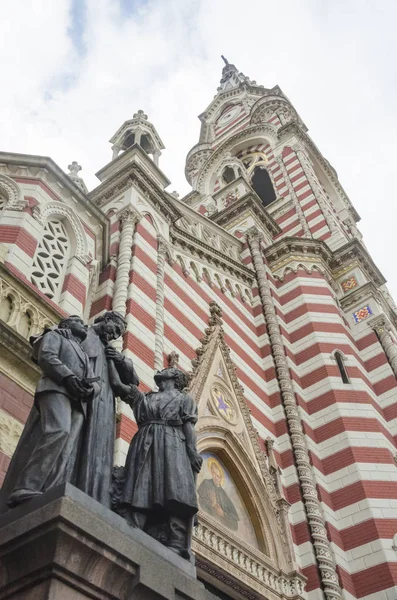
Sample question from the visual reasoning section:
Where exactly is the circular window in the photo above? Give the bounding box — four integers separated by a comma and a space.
216, 105, 241, 127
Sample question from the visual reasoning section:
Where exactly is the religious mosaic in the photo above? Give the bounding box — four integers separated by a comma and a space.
341, 276, 358, 293
353, 305, 373, 323
211, 384, 237, 423
197, 452, 258, 549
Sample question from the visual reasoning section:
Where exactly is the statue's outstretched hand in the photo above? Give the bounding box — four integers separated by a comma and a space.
105, 346, 125, 364
187, 448, 203, 473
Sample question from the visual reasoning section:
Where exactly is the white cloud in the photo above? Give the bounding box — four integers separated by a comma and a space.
1, 0, 397, 298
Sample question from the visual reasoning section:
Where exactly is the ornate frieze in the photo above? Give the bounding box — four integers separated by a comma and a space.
210, 192, 280, 239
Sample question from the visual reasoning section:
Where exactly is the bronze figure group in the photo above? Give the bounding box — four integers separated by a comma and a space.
0, 313, 202, 558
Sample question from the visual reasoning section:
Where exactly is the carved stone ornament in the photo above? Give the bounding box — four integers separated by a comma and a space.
34, 201, 89, 261
187, 301, 305, 600
0, 174, 27, 211
167, 351, 180, 368
0, 409, 24, 457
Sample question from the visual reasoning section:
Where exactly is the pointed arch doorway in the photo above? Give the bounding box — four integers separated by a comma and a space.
186, 302, 306, 600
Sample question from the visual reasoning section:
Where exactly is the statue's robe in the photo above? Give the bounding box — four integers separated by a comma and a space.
0, 327, 139, 512
0, 331, 98, 511
77, 328, 139, 508
121, 387, 198, 518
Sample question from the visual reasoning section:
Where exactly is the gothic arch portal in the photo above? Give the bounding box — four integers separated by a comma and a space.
187, 302, 305, 600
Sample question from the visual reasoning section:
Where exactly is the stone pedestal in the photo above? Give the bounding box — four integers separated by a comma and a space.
0, 484, 214, 600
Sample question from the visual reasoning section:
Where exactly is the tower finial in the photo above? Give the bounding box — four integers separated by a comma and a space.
221, 55, 229, 65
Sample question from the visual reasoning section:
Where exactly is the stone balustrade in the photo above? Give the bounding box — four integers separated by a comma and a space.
193, 521, 305, 599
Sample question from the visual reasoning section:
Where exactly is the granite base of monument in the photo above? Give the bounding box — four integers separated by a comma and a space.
0, 484, 214, 600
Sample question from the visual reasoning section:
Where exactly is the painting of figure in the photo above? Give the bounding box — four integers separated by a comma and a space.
197, 452, 258, 548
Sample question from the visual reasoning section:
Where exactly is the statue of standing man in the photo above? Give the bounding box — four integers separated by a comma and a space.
77, 311, 139, 507
0, 311, 139, 512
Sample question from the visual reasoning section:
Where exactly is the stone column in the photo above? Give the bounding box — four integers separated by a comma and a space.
153, 149, 161, 166
154, 235, 168, 372
112, 145, 120, 160
370, 315, 397, 378
247, 227, 342, 600
112, 206, 142, 317
275, 156, 311, 238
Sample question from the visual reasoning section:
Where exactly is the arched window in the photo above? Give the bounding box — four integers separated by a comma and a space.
251, 166, 276, 207
222, 166, 235, 185
0, 193, 7, 213
31, 219, 71, 300
334, 351, 349, 384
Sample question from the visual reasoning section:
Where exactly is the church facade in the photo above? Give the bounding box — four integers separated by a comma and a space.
1, 60, 397, 600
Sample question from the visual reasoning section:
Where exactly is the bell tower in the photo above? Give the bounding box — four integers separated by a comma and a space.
182, 58, 397, 600
184, 57, 361, 252
110, 109, 165, 166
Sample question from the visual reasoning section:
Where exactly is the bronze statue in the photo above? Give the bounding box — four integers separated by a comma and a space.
0, 316, 99, 509
110, 365, 202, 558
0, 311, 139, 512
78, 311, 139, 507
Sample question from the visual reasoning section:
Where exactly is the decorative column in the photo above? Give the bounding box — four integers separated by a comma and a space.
154, 235, 169, 372
275, 156, 311, 238
369, 315, 397, 378
112, 145, 120, 160
247, 228, 342, 600
112, 206, 142, 316
152, 149, 161, 167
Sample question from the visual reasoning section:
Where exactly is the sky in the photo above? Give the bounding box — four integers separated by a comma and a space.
2, 0, 397, 296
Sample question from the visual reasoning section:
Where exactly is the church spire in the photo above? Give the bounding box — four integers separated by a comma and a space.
217, 56, 254, 92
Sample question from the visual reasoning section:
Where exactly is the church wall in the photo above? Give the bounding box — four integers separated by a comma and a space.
110, 217, 287, 475
0, 371, 33, 486
0, 175, 101, 316
269, 267, 397, 598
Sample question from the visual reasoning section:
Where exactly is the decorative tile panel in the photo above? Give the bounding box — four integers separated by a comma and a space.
341, 276, 358, 293
353, 305, 373, 323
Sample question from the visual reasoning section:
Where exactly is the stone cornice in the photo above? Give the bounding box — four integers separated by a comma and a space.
265, 237, 386, 288
338, 281, 382, 311
170, 224, 254, 283
0, 152, 109, 265
210, 192, 281, 237
332, 239, 385, 286
89, 161, 182, 224
264, 237, 333, 274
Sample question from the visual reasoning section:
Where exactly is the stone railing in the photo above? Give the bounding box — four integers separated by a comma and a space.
193, 521, 305, 600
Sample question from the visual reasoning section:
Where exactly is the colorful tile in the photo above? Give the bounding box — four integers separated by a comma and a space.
353, 305, 373, 323
341, 276, 358, 292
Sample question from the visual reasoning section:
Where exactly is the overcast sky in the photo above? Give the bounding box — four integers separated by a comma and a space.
2, 0, 397, 297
